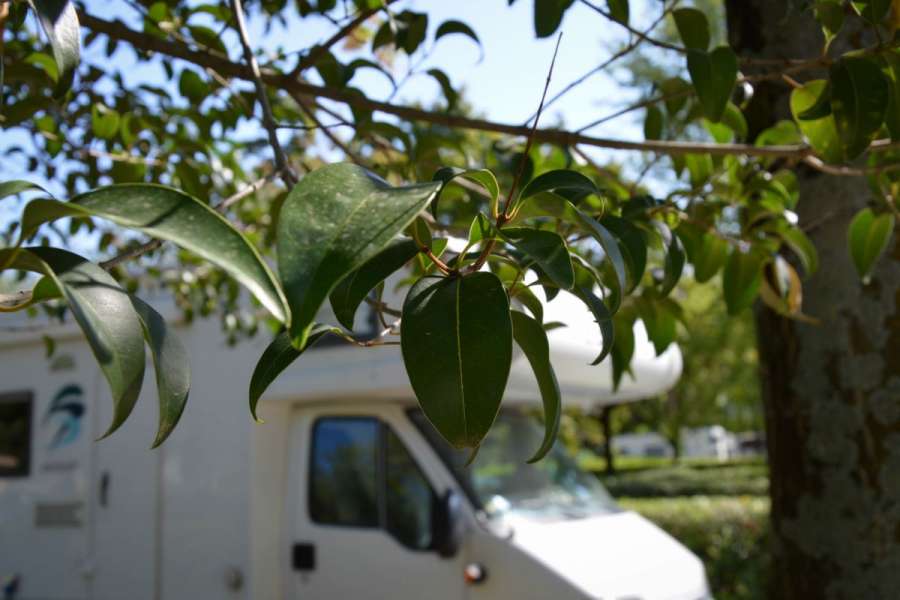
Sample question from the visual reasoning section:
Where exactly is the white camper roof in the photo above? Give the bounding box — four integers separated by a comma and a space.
264, 288, 682, 411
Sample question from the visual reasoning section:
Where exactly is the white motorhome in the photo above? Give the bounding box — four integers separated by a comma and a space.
0, 288, 711, 600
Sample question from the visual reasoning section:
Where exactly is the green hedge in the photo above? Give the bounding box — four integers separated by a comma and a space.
620, 496, 770, 600
596, 461, 769, 497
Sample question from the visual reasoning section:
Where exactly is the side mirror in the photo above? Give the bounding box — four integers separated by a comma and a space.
432, 490, 464, 558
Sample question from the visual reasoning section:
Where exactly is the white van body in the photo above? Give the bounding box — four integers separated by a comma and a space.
0, 287, 710, 600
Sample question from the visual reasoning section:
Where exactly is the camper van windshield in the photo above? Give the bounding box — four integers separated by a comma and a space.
409, 409, 618, 519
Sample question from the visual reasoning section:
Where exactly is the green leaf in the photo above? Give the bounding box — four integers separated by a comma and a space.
815, 0, 844, 50
653, 222, 685, 297
796, 81, 832, 120
644, 105, 664, 140
434, 19, 482, 58
672, 8, 709, 51
777, 226, 819, 276
178, 69, 208, 104
636, 296, 677, 356
248, 325, 337, 421
329, 239, 420, 330
0, 247, 145, 437
0, 180, 50, 202
518, 169, 599, 204
691, 232, 729, 283
830, 57, 890, 160
432, 167, 500, 219
611, 310, 636, 389
91, 104, 120, 140
278, 164, 440, 347
606, 0, 629, 25
20, 185, 288, 324
468, 213, 497, 246
130, 296, 190, 448
851, 0, 892, 23
501, 228, 574, 290
600, 215, 647, 293
848, 208, 895, 279
426, 68, 458, 110
570, 260, 615, 365
881, 51, 900, 141
790, 80, 843, 163
723, 246, 765, 314
510, 310, 561, 463
28, 0, 80, 94
401, 273, 512, 448
687, 47, 738, 122
510, 284, 544, 323
534, 0, 574, 38
513, 193, 627, 303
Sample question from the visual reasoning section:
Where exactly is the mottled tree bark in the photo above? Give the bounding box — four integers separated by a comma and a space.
725, 2, 900, 598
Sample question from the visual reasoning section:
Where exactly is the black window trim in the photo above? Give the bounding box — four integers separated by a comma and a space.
0, 389, 34, 478
307, 414, 439, 552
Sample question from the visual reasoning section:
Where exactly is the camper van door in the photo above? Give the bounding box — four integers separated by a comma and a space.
284, 404, 465, 599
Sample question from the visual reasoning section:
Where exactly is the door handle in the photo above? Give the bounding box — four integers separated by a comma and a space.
292, 543, 315, 571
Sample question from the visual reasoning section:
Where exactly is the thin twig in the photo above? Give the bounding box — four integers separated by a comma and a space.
229, 0, 297, 187
296, 100, 364, 165
534, 0, 678, 121
75, 11, 900, 167
579, 0, 682, 52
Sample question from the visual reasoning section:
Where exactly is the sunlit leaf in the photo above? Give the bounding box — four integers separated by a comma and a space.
848, 208, 895, 279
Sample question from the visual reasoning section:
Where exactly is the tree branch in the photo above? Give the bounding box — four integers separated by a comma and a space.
75, 11, 896, 165
228, 0, 297, 187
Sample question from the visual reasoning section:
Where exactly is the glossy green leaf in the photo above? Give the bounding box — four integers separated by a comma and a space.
815, 0, 844, 50
249, 325, 338, 421
570, 260, 615, 365
790, 80, 843, 163
130, 296, 190, 448
534, 0, 574, 38
611, 310, 636, 389
830, 57, 889, 160
723, 247, 765, 314
468, 213, 496, 246
687, 47, 738, 122
401, 273, 512, 449
29, 0, 80, 93
434, 20, 482, 58
600, 215, 647, 293
654, 222, 686, 297
636, 296, 678, 356
510, 284, 544, 323
279, 163, 440, 347
691, 232, 729, 283
606, 0, 629, 25
514, 193, 627, 302
329, 239, 420, 330
644, 105, 664, 140
518, 169, 599, 204
0, 247, 145, 437
851, 0, 892, 23
848, 208, 895, 279
501, 227, 574, 290
672, 8, 709, 51
510, 310, 561, 462
797, 81, 832, 120
0, 180, 50, 202
777, 226, 819, 276
427, 68, 458, 110
19, 185, 288, 324
881, 51, 900, 141
432, 167, 501, 218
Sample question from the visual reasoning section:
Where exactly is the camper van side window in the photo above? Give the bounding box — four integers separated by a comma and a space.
0, 391, 33, 478
384, 428, 434, 551
309, 418, 379, 527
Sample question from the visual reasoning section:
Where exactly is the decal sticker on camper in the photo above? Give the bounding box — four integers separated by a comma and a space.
43, 384, 85, 449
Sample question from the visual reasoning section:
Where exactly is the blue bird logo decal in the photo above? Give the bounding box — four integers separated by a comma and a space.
44, 384, 85, 449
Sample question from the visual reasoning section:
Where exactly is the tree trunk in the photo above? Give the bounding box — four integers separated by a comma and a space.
600, 405, 616, 475
726, 2, 900, 597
